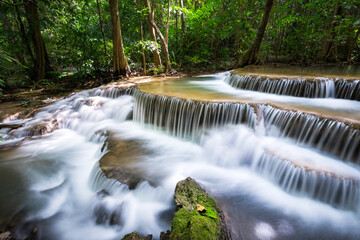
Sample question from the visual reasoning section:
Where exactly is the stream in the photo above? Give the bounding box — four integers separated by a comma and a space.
1, 71, 360, 240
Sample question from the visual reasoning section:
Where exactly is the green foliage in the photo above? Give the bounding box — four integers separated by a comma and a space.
0, 0, 359, 93
138, 40, 161, 55
20, 100, 30, 107
0, 79, 4, 96
149, 65, 165, 75
204, 208, 217, 219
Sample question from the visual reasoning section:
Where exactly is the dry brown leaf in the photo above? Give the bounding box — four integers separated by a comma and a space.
197, 204, 206, 212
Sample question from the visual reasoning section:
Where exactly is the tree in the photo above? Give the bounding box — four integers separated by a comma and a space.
179, 0, 186, 32
24, 0, 52, 80
144, 0, 171, 73
318, 2, 340, 62
109, 0, 130, 76
146, 0, 162, 68
237, 0, 274, 67
96, 0, 108, 57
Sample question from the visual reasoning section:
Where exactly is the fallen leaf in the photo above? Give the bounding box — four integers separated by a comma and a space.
197, 204, 206, 212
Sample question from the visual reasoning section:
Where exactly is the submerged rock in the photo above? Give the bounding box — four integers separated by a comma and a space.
6, 119, 58, 139
169, 177, 231, 240
100, 133, 156, 189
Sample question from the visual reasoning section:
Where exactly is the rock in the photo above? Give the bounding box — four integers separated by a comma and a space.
0, 231, 14, 240
0, 123, 23, 130
100, 133, 156, 189
121, 232, 152, 240
159, 230, 171, 240
121, 177, 231, 240
24, 227, 37, 240
170, 177, 231, 240
7, 119, 58, 138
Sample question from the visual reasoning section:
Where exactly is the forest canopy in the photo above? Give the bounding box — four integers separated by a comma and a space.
0, 0, 359, 94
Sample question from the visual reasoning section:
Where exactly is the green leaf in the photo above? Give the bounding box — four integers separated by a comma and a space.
205, 209, 217, 219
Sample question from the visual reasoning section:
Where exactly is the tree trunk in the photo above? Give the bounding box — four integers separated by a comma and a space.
175, 0, 178, 43
149, 21, 171, 73
24, 0, 52, 80
145, 0, 171, 74
166, 0, 170, 45
179, 0, 186, 32
140, 16, 146, 75
96, 0, 108, 57
318, 3, 340, 62
144, 0, 162, 68
144, 0, 171, 73
14, 2, 35, 65
347, 28, 360, 62
109, 0, 130, 76
237, 0, 274, 68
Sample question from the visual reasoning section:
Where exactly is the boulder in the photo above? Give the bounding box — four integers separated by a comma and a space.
169, 177, 231, 240
121, 232, 152, 240
121, 177, 231, 240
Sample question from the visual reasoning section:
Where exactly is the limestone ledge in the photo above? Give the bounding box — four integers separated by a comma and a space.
232, 66, 360, 81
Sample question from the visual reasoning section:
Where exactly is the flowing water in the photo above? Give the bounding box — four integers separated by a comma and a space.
0, 70, 360, 240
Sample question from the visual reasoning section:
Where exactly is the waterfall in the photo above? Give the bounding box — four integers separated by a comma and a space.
261, 105, 360, 164
202, 125, 360, 211
255, 154, 360, 211
133, 89, 257, 140
89, 86, 135, 99
225, 74, 360, 100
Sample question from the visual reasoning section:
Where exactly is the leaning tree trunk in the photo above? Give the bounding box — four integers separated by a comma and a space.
109, 0, 130, 76
237, 0, 274, 68
144, 0, 171, 73
145, 0, 162, 68
24, 0, 52, 80
149, 20, 171, 73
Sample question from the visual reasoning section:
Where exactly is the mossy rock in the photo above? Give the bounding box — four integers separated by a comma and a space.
121, 232, 152, 240
170, 177, 231, 240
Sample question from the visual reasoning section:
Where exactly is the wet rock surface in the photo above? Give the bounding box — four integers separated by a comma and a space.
99, 133, 155, 189
0, 231, 14, 240
8, 119, 58, 138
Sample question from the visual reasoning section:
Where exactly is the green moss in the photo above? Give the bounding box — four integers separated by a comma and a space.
121, 232, 152, 240
170, 177, 224, 240
121, 232, 142, 240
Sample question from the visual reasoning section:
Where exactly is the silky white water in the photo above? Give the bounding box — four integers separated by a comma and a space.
0, 72, 360, 240
224, 74, 360, 100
